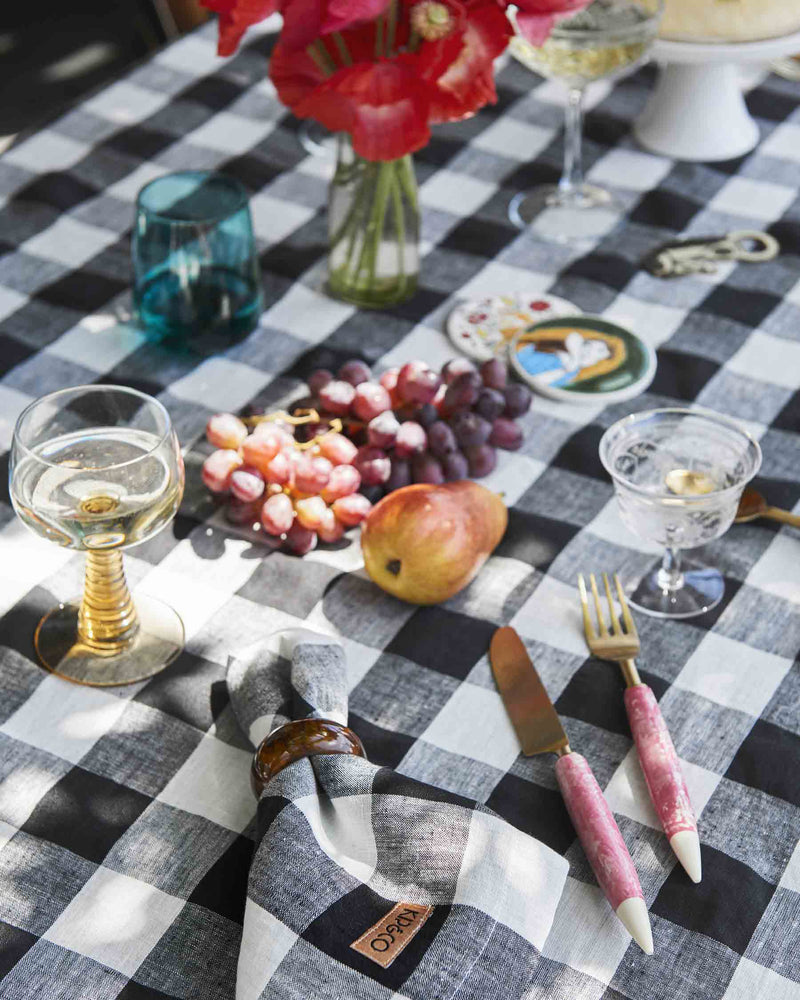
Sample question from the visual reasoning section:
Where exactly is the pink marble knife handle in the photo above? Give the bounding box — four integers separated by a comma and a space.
624, 685, 701, 883
554, 752, 644, 911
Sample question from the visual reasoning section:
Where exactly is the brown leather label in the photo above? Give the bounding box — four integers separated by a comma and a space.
350, 902, 433, 968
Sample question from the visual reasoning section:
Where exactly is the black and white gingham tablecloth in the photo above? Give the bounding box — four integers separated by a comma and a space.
0, 17, 799, 1000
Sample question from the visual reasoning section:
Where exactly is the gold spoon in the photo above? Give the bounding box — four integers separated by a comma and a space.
664, 469, 717, 496
735, 487, 800, 528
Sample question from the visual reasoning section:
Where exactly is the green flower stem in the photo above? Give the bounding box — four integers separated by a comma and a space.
390, 168, 406, 298
386, 0, 399, 55
332, 33, 352, 66
364, 161, 394, 289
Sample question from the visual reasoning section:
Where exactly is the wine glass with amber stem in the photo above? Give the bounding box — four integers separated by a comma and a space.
10, 385, 185, 686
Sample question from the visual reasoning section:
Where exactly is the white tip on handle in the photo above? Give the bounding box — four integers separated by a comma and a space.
670, 830, 702, 884
616, 897, 654, 955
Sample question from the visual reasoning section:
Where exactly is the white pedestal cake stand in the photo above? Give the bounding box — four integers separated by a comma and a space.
635, 29, 800, 161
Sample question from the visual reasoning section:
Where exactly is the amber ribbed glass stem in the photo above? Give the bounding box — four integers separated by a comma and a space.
77, 551, 139, 653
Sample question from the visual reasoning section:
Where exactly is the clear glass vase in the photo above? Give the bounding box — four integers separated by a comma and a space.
327, 135, 419, 309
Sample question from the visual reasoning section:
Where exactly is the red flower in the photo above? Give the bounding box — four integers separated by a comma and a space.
512, 0, 591, 45
298, 58, 434, 160
202, 0, 282, 56
423, 0, 512, 123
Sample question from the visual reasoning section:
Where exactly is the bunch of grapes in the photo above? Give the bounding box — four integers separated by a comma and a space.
297, 355, 532, 502
200, 355, 532, 554
201, 412, 371, 556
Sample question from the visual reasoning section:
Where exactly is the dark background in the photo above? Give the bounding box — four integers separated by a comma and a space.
0, 0, 207, 148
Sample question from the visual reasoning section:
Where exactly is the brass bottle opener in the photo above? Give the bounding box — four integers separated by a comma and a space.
643, 230, 779, 278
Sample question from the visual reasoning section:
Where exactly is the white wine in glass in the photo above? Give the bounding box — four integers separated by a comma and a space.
509, 0, 663, 243
10, 385, 185, 686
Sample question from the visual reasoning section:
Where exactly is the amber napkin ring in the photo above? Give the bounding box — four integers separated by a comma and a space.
251, 719, 366, 797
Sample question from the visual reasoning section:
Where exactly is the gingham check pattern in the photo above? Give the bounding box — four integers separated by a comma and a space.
0, 16, 799, 1000
227, 629, 568, 1000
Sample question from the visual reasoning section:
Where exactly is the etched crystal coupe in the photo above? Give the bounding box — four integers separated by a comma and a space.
599, 408, 761, 618
10, 385, 185, 685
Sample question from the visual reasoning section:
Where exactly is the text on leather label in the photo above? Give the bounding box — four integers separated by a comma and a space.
350, 902, 433, 968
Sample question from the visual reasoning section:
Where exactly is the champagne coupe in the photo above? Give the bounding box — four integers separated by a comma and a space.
599, 408, 761, 618
10, 385, 185, 686
509, 0, 663, 243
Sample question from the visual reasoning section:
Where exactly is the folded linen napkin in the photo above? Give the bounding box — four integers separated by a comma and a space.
228, 629, 569, 1000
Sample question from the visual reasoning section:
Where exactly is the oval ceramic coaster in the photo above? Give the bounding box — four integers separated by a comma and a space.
509, 315, 657, 404
447, 292, 580, 362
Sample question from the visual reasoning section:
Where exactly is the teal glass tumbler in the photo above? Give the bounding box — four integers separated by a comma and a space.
132, 171, 262, 348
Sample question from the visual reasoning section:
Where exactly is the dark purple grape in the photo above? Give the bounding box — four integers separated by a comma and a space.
443, 371, 482, 412
464, 443, 497, 478
474, 387, 506, 422
450, 411, 492, 448
360, 484, 386, 504
480, 358, 507, 391
442, 451, 469, 482
442, 357, 477, 385
367, 410, 400, 449
386, 457, 412, 492
338, 359, 372, 386
411, 452, 445, 485
290, 395, 319, 416
415, 403, 439, 428
503, 383, 532, 418
308, 369, 333, 395
427, 421, 458, 457
490, 417, 523, 451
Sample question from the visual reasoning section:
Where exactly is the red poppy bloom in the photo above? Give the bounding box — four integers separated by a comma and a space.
513, 0, 591, 45
202, 0, 282, 56
424, 1, 512, 123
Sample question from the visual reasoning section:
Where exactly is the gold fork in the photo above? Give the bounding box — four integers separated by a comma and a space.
577, 573, 702, 884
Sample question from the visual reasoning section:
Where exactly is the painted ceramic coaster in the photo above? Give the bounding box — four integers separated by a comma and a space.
509, 315, 657, 404
447, 292, 580, 362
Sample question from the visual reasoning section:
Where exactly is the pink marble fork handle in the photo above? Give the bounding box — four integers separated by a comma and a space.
624, 684, 702, 884
555, 752, 652, 954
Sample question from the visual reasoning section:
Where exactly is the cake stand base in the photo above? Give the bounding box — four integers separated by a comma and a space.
635, 31, 800, 161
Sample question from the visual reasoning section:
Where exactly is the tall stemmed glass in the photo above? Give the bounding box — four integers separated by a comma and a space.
599, 408, 761, 618
10, 386, 185, 685
509, 0, 663, 243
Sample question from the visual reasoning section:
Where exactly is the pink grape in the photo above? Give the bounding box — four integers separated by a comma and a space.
475, 387, 506, 422
450, 411, 492, 448
367, 411, 400, 449
333, 493, 372, 526
480, 358, 508, 391
317, 432, 358, 466
284, 520, 318, 555
397, 361, 441, 405
394, 421, 427, 458
241, 431, 282, 474
489, 417, 524, 451
351, 382, 391, 421
308, 369, 333, 395
379, 368, 399, 392
230, 465, 266, 503
263, 451, 292, 486
386, 457, 412, 491
338, 359, 372, 386
432, 383, 447, 413
411, 453, 445, 485
319, 380, 356, 415
206, 413, 248, 450
443, 371, 482, 412
202, 449, 242, 493
321, 464, 361, 503
226, 499, 261, 526
427, 421, 457, 457
295, 454, 333, 494
464, 443, 497, 477
295, 496, 328, 531
442, 357, 477, 384
503, 383, 533, 418
354, 446, 391, 486
317, 506, 345, 543
442, 451, 469, 482
252, 422, 294, 447
261, 492, 294, 536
